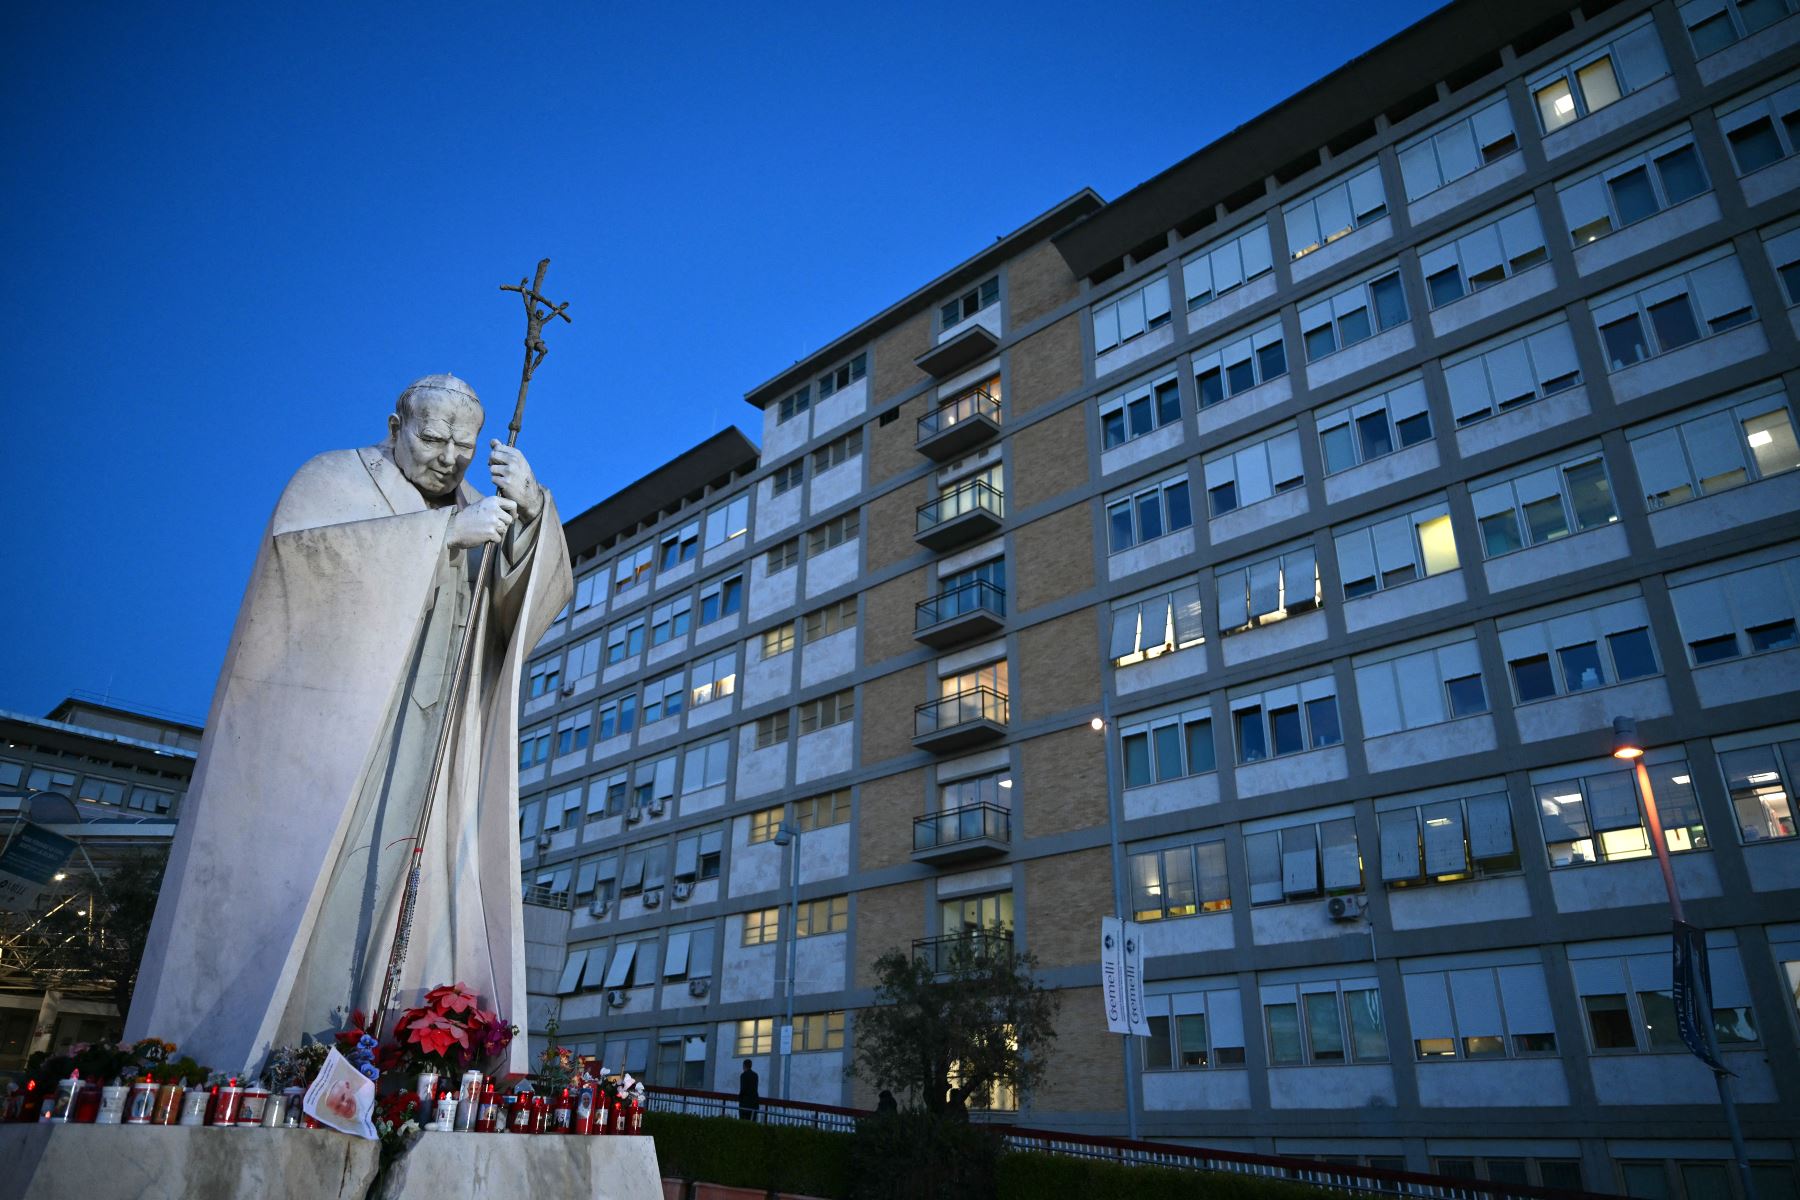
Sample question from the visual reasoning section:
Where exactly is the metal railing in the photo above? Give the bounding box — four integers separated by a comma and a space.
641, 1084, 1619, 1200
521, 884, 571, 910
913, 801, 1010, 852
916, 478, 1004, 532
916, 387, 1001, 443
914, 579, 1005, 630
910, 929, 1013, 974
913, 686, 1009, 738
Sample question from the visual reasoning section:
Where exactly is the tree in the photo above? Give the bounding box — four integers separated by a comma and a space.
95, 849, 169, 1019
850, 935, 1059, 1114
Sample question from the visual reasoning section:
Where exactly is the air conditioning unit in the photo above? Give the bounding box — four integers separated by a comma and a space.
606, 989, 628, 1008
687, 978, 710, 998
587, 898, 609, 918
672, 881, 693, 902
647, 799, 666, 817
560, 683, 576, 697
625, 806, 642, 824
1327, 895, 1366, 923
536, 833, 553, 850
642, 888, 663, 909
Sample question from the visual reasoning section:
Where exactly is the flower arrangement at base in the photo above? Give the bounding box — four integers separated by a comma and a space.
373, 1092, 423, 1166
388, 981, 517, 1076
261, 1041, 330, 1092
333, 1010, 382, 1082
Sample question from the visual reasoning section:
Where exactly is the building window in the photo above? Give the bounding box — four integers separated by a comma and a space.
803, 598, 857, 642
1404, 961, 1559, 1060
704, 494, 750, 551
1443, 318, 1583, 427
698, 574, 744, 624
942, 277, 999, 330
765, 537, 800, 573
1110, 583, 1204, 665
793, 789, 851, 831
1530, 19, 1670, 134
655, 1032, 709, 1087
742, 908, 781, 947
1204, 428, 1304, 517
812, 428, 863, 474
796, 895, 849, 937
614, 544, 652, 594
680, 737, 730, 793
778, 386, 811, 424
1768, 226, 1800, 305
807, 510, 860, 556
605, 617, 646, 664
1421, 205, 1549, 310
573, 570, 604, 613
1300, 268, 1408, 362
631, 756, 676, 816
1182, 222, 1274, 310
1667, 549, 1800, 665
1121, 707, 1215, 788
1559, 129, 1711, 247
1262, 980, 1387, 1065
735, 1017, 775, 1056
797, 689, 854, 735
670, 828, 723, 882
1536, 758, 1706, 867
771, 459, 805, 497
688, 651, 738, 708
1106, 473, 1193, 550
1629, 386, 1800, 509
760, 621, 797, 659
1194, 321, 1288, 409
1499, 594, 1660, 702
1245, 813, 1361, 905
519, 726, 550, 769
1129, 840, 1231, 920
1335, 501, 1458, 599
792, 1011, 846, 1052
940, 770, 1008, 810
659, 520, 700, 571
554, 711, 593, 756
1570, 937, 1757, 1052
1591, 249, 1757, 371
1683, 0, 1800, 58
1284, 163, 1388, 260
1471, 452, 1618, 557
1380, 791, 1518, 885
1318, 378, 1432, 475
593, 774, 628, 818
1232, 682, 1341, 764
1217, 546, 1318, 634
649, 596, 693, 647
748, 805, 784, 844
566, 636, 601, 692
1100, 371, 1182, 450
528, 657, 562, 699
641, 671, 685, 725
1397, 95, 1519, 202
1717, 80, 1800, 175
754, 711, 790, 749
1716, 734, 1799, 842
1354, 636, 1488, 737
1142, 986, 1247, 1070
817, 353, 867, 399
597, 691, 638, 740
1092, 276, 1173, 356
541, 786, 583, 832
78, 777, 127, 807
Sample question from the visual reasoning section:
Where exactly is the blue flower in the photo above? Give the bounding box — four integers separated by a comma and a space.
356, 1034, 378, 1051
358, 1062, 380, 1081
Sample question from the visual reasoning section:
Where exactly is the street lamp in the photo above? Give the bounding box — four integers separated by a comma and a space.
771, 819, 801, 1105
1611, 716, 1755, 1200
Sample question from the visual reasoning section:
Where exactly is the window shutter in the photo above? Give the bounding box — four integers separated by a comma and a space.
673, 837, 699, 880
1379, 809, 1421, 881
1172, 585, 1205, 644
1248, 559, 1282, 618
1321, 818, 1360, 890
655, 757, 677, 800
1315, 184, 1353, 238
1183, 255, 1213, 307
1394, 649, 1447, 729
1283, 546, 1317, 609
1349, 167, 1386, 220
1444, 357, 1494, 421
1235, 443, 1273, 504
1109, 606, 1142, 660
663, 932, 691, 977
1387, 380, 1429, 424
1669, 578, 1734, 644
1497, 964, 1555, 1035
1335, 530, 1377, 593
1093, 302, 1120, 352
1280, 824, 1320, 896
1266, 431, 1303, 488
1208, 989, 1246, 1051
1486, 339, 1537, 405
1498, 207, 1545, 262
1559, 175, 1611, 239
1203, 455, 1236, 493
1612, 22, 1669, 91
1448, 969, 1505, 1041
1119, 291, 1147, 341
1470, 100, 1514, 153
1683, 410, 1749, 487
1399, 140, 1441, 201
1467, 793, 1515, 860
1459, 222, 1505, 281
1372, 516, 1416, 577
1217, 567, 1250, 630
1356, 663, 1404, 738
1732, 562, 1794, 632
1691, 257, 1754, 326
1241, 225, 1273, 279
1403, 972, 1455, 1042
576, 862, 599, 894
1285, 197, 1322, 252
603, 942, 637, 989
1143, 277, 1172, 324
1421, 800, 1467, 875
1210, 241, 1244, 294
557, 950, 588, 996
1626, 952, 1672, 994
1707, 945, 1752, 1008
1631, 428, 1693, 505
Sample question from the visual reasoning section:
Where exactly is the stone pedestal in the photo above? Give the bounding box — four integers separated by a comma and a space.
0, 1124, 662, 1200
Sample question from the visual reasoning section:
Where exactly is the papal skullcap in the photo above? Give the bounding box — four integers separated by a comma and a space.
396, 373, 482, 419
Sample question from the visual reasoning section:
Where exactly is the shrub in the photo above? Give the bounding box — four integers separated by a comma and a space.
646, 1111, 852, 1197
849, 1110, 1001, 1200
997, 1152, 1349, 1200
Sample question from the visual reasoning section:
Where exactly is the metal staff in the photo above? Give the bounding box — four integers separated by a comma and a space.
371, 259, 571, 1039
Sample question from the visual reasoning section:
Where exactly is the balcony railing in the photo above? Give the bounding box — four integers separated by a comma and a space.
914, 580, 1006, 647
911, 929, 1013, 974
913, 801, 1011, 863
522, 884, 571, 910
915, 479, 1005, 550
916, 387, 1002, 460
913, 686, 1009, 751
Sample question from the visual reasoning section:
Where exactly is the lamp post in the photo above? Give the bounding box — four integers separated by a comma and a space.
771, 819, 802, 1105
1610, 717, 1755, 1200
1093, 694, 1142, 1140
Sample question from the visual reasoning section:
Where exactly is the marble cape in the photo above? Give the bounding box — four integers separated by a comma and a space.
126, 443, 571, 1076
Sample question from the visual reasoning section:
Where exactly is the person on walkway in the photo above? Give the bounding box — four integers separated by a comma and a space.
876, 1089, 897, 1115
738, 1059, 760, 1121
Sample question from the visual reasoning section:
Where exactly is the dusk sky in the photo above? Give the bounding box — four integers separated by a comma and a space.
3, 0, 1443, 722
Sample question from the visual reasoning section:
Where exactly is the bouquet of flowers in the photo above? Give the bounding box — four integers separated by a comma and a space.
261, 1041, 330, 1092
373, 1092, 423, 1166
387, 982, 516, 1076
333, 1011, 382, 1082
534, 1018, 577, 1095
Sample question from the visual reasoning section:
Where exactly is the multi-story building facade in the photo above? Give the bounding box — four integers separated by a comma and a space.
520, 0, 1800, 1191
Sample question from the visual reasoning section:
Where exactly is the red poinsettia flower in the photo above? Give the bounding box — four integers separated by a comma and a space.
403, 1012, 471, 1059
373, 1042, 403, 1071
424, 983, 478, 1016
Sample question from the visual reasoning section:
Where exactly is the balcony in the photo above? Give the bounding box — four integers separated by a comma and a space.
916, 387, 1001, 461
914, 580, 1006, 649
912, 801, 1011, 865
912, 929, 1013, 975
913, 686, 1009, 753
916, 478, 1004, 551
914, 322, 1000, 379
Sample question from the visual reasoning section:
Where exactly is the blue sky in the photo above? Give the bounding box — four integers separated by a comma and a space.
1, 0, 1444, 721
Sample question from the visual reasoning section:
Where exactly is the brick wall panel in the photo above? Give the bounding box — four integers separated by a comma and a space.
1016, 611, 1100, 724
1008, 240, 1079, 328
1019, 726, 1107, 838
863, 568, 926, 667
857, 768, 923, 873
1010, 315, 1082, 415
860, 664, 925, 767
1011, 406, 1089, 510
1012, 505, 1094, 612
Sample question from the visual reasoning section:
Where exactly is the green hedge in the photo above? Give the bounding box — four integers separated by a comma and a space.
646, 1111, 853, 1197
998, 1152, 1349, 1200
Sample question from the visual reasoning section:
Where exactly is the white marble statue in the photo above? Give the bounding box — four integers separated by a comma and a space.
127, 374, 572, 1076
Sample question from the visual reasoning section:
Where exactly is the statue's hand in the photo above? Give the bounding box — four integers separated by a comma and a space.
449, 495, 517, 549
489, 441, 544, 524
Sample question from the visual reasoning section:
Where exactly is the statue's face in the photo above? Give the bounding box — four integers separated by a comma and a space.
389, 393, 482, 499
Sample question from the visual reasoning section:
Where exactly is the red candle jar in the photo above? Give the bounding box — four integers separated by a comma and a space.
70, 1084, 102, 1124
210, 1084, 243, 1126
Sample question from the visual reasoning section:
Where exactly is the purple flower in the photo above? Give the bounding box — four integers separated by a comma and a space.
356, 1034, 378, 1052
358, 1062, 380, 1081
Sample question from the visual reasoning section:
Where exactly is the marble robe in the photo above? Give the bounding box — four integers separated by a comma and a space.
126, 442, 572, 1076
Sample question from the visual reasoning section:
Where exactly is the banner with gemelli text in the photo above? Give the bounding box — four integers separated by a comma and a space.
1100, 917, 1151, 1036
